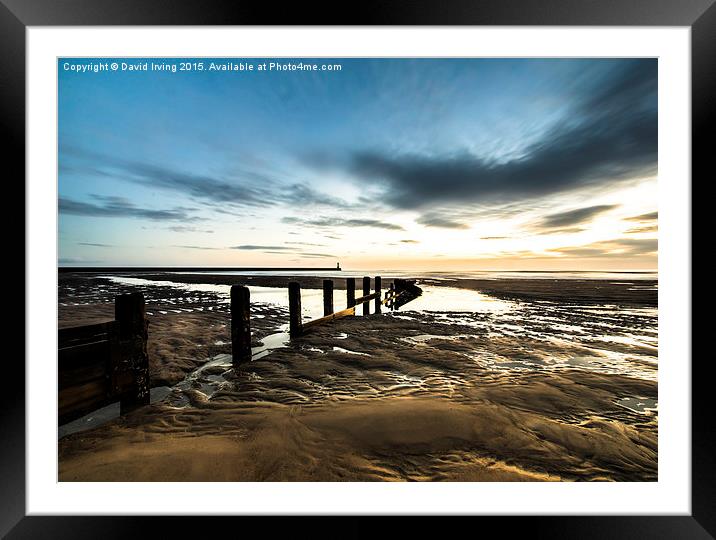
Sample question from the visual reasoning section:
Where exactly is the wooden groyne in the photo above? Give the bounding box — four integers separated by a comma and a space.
59, 277, 421, 423
58, 292, 149, 424
230, 276, 421, 361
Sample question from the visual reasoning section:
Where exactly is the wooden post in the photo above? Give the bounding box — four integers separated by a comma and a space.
375, 276, 382, 314
362, 276, 370, 316
289, 281, 302, 336
346, 277, 356, 308
389, 283, 395, 310
115, 291, 145, 340
231, 285, 251, 363
115, 292, 149, 415
323, 279, 334, 316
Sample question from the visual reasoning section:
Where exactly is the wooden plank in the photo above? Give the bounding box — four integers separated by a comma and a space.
58, 320, 115, 347
58, 380, 108, 423
302, 306, 356, 331
354, 291, 379, 304
58, 340, 111, 369
58, 362, 106, 390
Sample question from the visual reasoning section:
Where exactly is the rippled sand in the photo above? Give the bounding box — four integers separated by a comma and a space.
58, 273, 657, 482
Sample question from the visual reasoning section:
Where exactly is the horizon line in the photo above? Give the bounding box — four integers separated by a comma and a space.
57, 265, 656, 274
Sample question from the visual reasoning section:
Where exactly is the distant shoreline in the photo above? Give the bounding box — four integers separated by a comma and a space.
58, 266, 342, 273
59, 271, 657, 307
58, 266, 654, 275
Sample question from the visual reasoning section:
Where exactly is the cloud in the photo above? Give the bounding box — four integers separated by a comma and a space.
297, 252, 335, 258
62, 147, 271, 207
166, 225, 214, 234
282, 216, 404, 231
61, 145, 351, 211
537, 205, 619, 229
59, 196, 201, 222
400, 239, 419, 244
480, 236, 509, 240
549, 237, 657, 258
231, 245, 294, 251
285, 241, 327, 247
230, 244, 336, 258
626, 224, 658, 234
276, 184, 353, 209
536, 227, 586, 236
307, 59, 656, 210
624, 211, 658, 222
416, 213, 470, 229
78, 242, 113, 247
173, 245, 221, 250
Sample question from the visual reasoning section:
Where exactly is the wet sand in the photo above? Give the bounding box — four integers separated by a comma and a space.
57, 273, 657, 482
59, 275, 286, 385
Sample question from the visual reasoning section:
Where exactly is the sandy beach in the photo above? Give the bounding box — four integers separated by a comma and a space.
58, 272, 657, 482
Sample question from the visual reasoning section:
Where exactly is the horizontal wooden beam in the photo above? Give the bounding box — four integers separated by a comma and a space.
58, 380, 108, 424
302, 306, 356, 331
58, 340, 112, 370
354, 291, 379, 304
58, 320, 116, 346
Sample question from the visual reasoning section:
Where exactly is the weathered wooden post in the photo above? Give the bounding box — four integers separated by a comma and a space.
114, 292, 149, 415
362, 276, 370, 316
323, 279, 334, 316
389, 283, 395, 310
375, 276, 382, 314
346, 277, 356, 308
231, 284, 251, 363
289, 281, 302, 336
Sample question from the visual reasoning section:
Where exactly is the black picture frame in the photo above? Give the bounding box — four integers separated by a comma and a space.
4, 0, 710, 537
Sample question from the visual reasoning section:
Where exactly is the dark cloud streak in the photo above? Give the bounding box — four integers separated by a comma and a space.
416, 214, 470, 229
59, 196, 200, 222
550, 237, 657, 258
625, 211, 658, 222
282, 216, 404, 231
538, 205, 619, 229
61, 145, 353, 211
308, 59, 657, 210
231, 245, 294, 251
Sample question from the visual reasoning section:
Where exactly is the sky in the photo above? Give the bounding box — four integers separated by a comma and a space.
58, 57, 657, 271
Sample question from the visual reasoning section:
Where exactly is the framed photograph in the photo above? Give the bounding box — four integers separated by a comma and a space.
6, 0, 711, 536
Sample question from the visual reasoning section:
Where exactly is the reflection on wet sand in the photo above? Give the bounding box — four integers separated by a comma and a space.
57, 273, 657, 482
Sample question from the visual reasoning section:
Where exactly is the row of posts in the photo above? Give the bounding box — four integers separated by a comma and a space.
230, 276, 387, 363
320, 276, 381, 316
291, 276, 383, 336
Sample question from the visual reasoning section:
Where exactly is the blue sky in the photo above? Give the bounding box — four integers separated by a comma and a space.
58, 58, 657, 270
